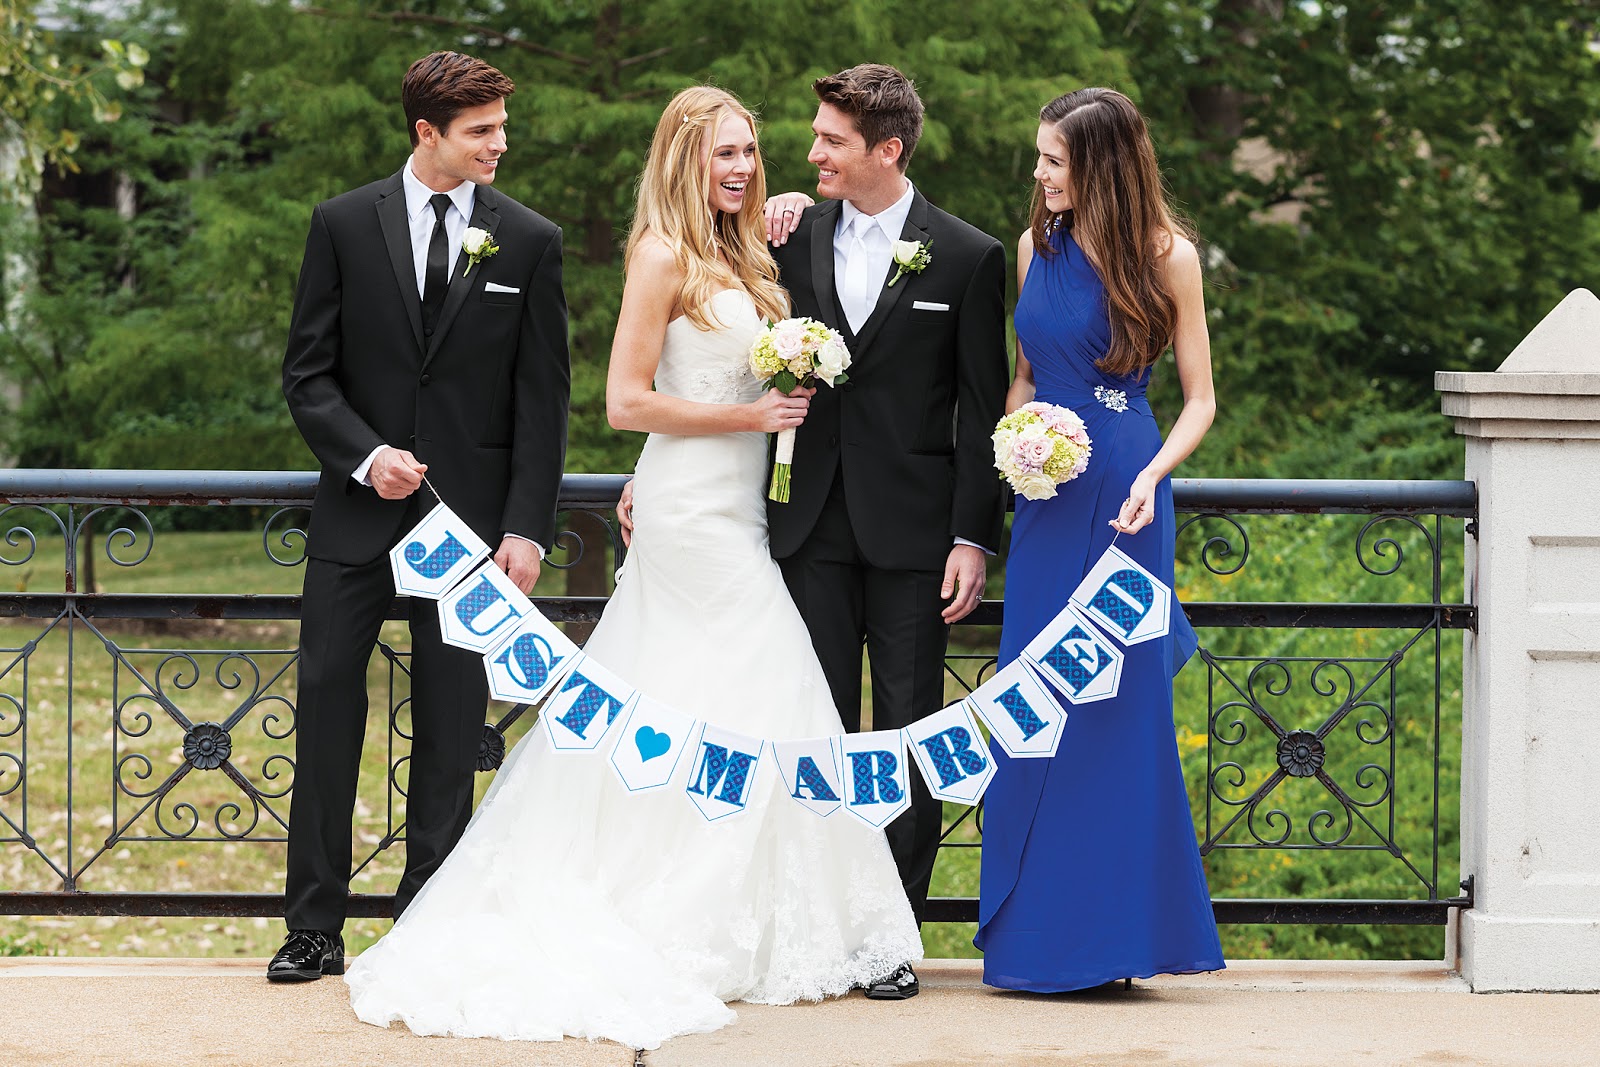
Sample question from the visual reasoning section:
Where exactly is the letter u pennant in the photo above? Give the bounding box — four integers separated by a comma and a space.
838, 730, 912, 829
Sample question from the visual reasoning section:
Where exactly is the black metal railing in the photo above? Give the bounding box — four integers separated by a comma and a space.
0, 471, 1475, 926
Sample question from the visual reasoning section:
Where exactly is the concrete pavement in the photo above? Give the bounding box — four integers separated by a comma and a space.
2, 957, 1596, 1066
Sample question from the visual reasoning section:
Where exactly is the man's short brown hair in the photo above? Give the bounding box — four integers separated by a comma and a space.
812, 64, 924, 171
402, 52, 516, 147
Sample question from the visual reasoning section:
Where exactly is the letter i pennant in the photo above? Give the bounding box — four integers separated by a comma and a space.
838, 729, 913, 829
965, 657, 1067, 758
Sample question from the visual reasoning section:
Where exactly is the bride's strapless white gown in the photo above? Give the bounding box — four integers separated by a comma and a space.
345, 289, 923, 1048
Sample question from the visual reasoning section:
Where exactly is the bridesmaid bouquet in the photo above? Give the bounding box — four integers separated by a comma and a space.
749, 318, 852, 502
992, 402, 1092, 500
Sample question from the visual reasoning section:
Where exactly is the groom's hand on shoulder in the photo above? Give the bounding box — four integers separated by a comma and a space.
495, 536, 541, 595
370, 447, 427, 500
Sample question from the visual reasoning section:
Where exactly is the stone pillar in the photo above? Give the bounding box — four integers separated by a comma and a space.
1437, 288, 1600, 992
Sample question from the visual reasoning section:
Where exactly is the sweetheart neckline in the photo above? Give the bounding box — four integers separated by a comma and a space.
666, 288, 758, 331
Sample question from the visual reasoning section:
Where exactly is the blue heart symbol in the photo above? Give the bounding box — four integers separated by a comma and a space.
635, 726, 671, 762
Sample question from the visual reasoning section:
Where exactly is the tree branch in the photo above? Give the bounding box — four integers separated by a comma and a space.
297, 7, 590, 68
617, 37, 710, 69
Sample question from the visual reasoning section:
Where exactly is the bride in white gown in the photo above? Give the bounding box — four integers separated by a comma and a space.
344, 86, 923, 1049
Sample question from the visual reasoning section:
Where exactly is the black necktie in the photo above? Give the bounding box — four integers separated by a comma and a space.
421, 192, 451, 335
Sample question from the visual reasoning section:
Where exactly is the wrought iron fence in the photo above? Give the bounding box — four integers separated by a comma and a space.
0, 471, 1474, 926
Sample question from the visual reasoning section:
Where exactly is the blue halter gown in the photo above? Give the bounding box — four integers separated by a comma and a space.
974, 226, 1224, 991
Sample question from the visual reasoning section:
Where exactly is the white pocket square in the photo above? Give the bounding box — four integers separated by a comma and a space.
912, 300, 950, 311
484, 281, 521, 294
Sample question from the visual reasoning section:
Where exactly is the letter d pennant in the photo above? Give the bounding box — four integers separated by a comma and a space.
684, 723, 766, 822
905, 703, 995, 805
838, 729, 912, 829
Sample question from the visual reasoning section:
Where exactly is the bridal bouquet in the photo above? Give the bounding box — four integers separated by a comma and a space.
749, 318, 852, 502
992, 402, 1092, 501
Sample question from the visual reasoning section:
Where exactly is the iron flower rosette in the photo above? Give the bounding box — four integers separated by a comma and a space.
1277, 730, 1326, 778
182, 723, 232, 770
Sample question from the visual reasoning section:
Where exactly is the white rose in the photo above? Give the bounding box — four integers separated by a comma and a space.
816, 339, 849, 381
892, 239, 922, 266
462, 227, 492, 255
1013, 471, 1059, 501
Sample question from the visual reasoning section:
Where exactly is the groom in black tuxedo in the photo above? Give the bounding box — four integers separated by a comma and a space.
271, 51, 570, 982
768, 65, 1009, 997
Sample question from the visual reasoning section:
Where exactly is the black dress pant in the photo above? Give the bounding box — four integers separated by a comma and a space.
778, 472, 949, 926
283, 529, 488, 933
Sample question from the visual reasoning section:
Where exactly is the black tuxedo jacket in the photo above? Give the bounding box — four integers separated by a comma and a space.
283, 171, 570, 566
768, 191, 1008, 571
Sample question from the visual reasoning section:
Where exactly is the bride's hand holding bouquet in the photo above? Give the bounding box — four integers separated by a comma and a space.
750, 318, 852, 502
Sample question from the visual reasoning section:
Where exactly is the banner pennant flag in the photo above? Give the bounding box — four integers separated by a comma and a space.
390, 502, 490, 599
906, 702, 996, 804
538, 654, 635, 754
772, 736, 846, 818
966, 657, 1068, 758
838, 729, 913, 829
1070, 543, 1172, 646
1023, 601, 1124, 705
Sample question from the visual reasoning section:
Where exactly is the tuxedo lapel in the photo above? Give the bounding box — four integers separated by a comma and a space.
424, 188, 501, 368
808, 199, 841, 324
376, 172, 425, 354
850, 190, 930, 358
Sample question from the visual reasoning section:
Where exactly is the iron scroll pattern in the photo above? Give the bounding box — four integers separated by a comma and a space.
0, 474, 1471, 921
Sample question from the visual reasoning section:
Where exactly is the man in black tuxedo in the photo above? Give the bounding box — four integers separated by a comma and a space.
270, 51, 569, 982
768, 65, 1009, 998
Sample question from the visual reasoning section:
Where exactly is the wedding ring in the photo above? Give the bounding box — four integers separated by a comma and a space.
781, 209, 794, 217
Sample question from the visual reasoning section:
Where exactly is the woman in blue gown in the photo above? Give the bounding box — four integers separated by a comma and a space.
975, 88, 1224, 992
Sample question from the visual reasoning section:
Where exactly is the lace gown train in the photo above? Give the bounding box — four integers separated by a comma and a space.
345, 289, 923, 1047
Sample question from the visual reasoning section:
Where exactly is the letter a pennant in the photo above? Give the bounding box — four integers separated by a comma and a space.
389, 502, 490, 598
773, 737, 846, 818
966, 657, 1067, 758
838, 729, 912, 829
684, 723, 766, 822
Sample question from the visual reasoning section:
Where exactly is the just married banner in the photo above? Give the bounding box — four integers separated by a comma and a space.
390, 502, 1175, 828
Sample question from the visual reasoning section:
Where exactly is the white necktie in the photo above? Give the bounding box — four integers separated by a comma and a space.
841, 214, 876, 334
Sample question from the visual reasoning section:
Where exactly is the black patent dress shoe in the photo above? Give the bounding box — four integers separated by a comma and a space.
864, 962, 920, 1000
266, 929, 345, 983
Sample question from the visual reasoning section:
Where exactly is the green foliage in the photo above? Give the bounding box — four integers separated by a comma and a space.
0, 0, 147, 187
1106, 0, 1600, 478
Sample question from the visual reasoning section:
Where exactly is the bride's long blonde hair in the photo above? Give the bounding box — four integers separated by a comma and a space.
625, 86, 789, 329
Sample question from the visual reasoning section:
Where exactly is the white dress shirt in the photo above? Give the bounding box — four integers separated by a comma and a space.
833, 181, 916, 334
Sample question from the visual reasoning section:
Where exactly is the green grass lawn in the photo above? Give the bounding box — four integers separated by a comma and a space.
1, 516, 1462, 963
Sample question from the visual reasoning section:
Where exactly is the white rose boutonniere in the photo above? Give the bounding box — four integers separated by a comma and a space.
461, 227, 499, 277
887, 238, 932, 287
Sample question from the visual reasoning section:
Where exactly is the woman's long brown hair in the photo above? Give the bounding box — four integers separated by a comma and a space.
1029, 88, 1194, 378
